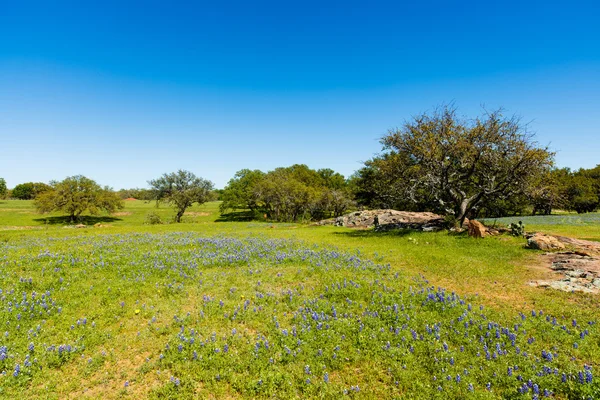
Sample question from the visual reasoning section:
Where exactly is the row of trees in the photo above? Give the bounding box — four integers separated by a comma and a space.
3, 171, 214, 223
528, 166, 600, 215
2, 105, 598, 224
219, 165, 353, 222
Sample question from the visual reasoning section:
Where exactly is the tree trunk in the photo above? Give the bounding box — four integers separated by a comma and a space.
175, 209, 185, 223
457, 193, 483, 227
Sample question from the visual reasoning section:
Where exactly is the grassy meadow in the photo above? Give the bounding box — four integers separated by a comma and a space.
0, 200, 599, 399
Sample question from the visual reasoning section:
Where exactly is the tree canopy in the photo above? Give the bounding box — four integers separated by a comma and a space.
35, 175, 123, 222
0, 178, 6, 199
220, 165, 353, 222
357, 106, 554, 224
148, 170, 214, 223
11, 182, 52, 200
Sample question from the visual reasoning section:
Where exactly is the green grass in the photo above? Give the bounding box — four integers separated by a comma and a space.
482, 213, 600, 241
0, 201, 599, 398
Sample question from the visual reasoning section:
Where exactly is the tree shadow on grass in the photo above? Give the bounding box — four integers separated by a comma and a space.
215, 211, 258, 222
33, 215, 123, 225
332, 228, 462, 239
332, 228, 419, 238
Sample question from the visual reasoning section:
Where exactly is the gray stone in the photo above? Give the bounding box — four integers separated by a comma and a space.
565, 270, 587, 278
320, 210, 445, 231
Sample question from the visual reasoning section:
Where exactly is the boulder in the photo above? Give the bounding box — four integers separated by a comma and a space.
526, 234, 566, 250
467, 220, 487, 238
319, 209, 445, 231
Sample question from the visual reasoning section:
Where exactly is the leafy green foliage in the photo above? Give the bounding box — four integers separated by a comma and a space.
0, 177, 7, 199
148, 170, 214, 223
219, 169, 265, 214
11, 182, 52, 200
361, 105, 554, 224
34, 175, 123, 222
117, 187, 155, 201
526, 166, 600, 214
566, 174, 599, 213
220, 165, 353, 222
144, 211, 164, 225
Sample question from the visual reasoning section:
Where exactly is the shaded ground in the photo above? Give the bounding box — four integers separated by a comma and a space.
33, 215, 123, 225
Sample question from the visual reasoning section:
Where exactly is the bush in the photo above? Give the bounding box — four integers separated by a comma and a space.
145, 212, 163, 225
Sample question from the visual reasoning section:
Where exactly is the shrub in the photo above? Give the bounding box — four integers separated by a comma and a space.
145, 212, 163, 225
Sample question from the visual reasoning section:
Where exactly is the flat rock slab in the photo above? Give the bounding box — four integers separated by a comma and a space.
552, 235, 600, 255
527, 233, 600, 255
316, 209, 445, 231
531, 251, 600, 294
531, 279, 598, 294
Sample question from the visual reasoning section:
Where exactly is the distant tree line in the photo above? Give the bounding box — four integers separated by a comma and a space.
3, 105, 598, 223
526, 166, 600, 215
116, 188, 155, 201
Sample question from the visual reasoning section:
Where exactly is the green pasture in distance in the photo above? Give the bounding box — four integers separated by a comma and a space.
482, 213, 600, 241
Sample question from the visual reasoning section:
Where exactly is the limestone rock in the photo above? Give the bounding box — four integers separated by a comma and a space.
552, 236, 600, 256
526, 234, 566, 250
565, 270, 587, 278
468, 220, 487, 238
318, 210, 445, 231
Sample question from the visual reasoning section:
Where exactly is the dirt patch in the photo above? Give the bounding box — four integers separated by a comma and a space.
0, 226, 42, 231
184, 212, 210, 217
111, 211, 132, 216
124, 198, 137, 201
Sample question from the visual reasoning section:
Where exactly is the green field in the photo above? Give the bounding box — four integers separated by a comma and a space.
0, 201, 599, 399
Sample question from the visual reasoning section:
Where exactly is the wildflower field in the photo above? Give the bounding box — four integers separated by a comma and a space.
0, 201, 599, 399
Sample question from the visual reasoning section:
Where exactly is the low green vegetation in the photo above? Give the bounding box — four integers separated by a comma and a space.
0, 200, 599, 398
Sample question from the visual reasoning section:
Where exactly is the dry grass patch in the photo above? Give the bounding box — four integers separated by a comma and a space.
111, 211, 132, 216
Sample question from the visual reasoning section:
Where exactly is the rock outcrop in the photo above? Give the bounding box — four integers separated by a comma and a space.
526, 234, 566, 250
530, 252, 600, 294
529, 235, 600, 294
316, 210, 445, 231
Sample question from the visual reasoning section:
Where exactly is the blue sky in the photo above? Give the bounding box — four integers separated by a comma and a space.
1, 0, 599, 189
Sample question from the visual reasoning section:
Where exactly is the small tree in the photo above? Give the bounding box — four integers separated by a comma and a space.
35, 175, 123, 222
148, 170, 214, 223
0, 178, 7, 199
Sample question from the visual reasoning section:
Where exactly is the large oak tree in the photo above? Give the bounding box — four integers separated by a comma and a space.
375, 105, 554, 225
35, 175, 123, 222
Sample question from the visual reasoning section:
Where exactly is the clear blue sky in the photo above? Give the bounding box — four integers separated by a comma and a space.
1, 0, 599, 189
